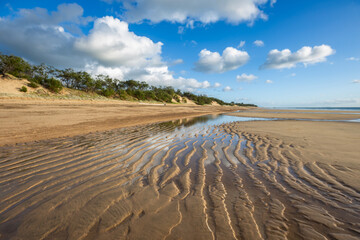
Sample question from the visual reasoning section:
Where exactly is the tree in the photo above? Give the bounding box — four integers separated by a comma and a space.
42, 77, 63, 93
0, 53, 32, 78
57, 68, 75, 88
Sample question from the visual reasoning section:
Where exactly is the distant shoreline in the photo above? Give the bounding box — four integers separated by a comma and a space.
269, 107, 360, 111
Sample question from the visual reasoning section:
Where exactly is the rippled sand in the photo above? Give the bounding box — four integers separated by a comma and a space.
1, 117, 360, 239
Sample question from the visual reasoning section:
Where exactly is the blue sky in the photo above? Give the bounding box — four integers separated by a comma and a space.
0, 0, 359, 107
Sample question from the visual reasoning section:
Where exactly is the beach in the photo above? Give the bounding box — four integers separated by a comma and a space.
0, 105, 360, 239
0, 98, 242, 146
1, 0, 359, 238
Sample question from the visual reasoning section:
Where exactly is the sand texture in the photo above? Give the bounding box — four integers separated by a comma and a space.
0, 109, 360, 239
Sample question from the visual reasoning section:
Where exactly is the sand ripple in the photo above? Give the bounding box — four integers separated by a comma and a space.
0, 121, 360, 239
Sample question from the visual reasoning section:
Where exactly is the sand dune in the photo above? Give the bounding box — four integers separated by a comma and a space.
1, 115, 359, 239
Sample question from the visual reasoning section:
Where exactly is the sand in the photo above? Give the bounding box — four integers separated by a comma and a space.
230, 108, 360, 120
0, 104, 360, 239
0, 98, 242, 146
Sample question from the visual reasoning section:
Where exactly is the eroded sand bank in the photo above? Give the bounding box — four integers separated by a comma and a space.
0, 110, 359, 239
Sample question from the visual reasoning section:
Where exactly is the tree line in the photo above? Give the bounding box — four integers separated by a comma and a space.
0, 53, 257, 107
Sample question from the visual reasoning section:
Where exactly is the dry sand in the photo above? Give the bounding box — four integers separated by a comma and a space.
0, 104, 360, 239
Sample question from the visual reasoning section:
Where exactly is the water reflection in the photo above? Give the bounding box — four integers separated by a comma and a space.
160, 114, 274, 131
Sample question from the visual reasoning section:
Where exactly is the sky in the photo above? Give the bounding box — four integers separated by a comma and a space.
0, 0, 359, 107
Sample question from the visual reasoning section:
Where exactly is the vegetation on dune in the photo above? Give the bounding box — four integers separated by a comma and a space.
19, 86, 27, 92
0, 52, 257, 107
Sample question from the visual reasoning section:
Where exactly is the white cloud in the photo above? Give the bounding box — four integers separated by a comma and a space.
118, 0, 274, 25
76, 17, 211, 90
352, 79, 360, 83
223, 86, 232, 92
178, 26, 185, 34
0, 3, 91, 68
191, 40, 198, 46
75, 16, 163, 68
346, 57, 359, 61
194, 47, 249, 73
266, 79, 273, 84
236, 73, 258, 82
214, 82, 221, 88
186, 20, 195, 29
0, 5, 210, 91
261, 44, 335, 69
171, 59, 184, 65
253, 40, 264, 47
291, 73, 296, 77
238, 41, 246, 48
87, 64, 211, 91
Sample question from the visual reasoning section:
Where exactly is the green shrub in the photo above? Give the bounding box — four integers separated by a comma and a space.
134, 90, 146, 100
0, 54, 32, 78
28, 81, 39, 88
174, 95, 180, 103
101, 88, 115, 97
118, 89, 128, 99
20, 86, 27, 92
42, 77, 63, 93
0, 53, 258, 106
144, 90, 156, 100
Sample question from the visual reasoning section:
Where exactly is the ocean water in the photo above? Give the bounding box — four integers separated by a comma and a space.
165, 114, 360, 129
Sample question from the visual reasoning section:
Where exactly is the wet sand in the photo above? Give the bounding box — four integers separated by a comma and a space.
229, 108, 360, 120
0, 99, 241, 146
0, 109, 360, 239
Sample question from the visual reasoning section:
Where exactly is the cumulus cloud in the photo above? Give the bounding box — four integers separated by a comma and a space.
266, 80, 273, 84
214, 82, 221, 88
117, 0, 273, 25
194, 47, 249, 73
88, 64, 211, 91
352, 79, 360, 83
223, 86, 232, 92
253, 40, 264, 47
236, 73, 258, 82
261, 44, 335, 69
0, 3, 91, 68
0, 5, 210, 91
75, 16, 163, 68
76, 17, 211, 90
